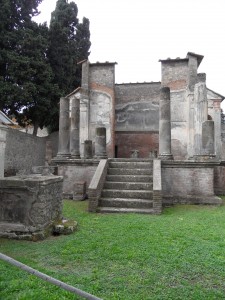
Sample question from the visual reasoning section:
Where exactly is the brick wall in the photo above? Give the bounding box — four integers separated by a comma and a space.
90, 63, 115, 89
116, 132, 159, 158
161, 60, 189, 90
162, 161, 221, 206
115, 82, 161, 104
214, 164, 225, 195
114, 82, 160, 158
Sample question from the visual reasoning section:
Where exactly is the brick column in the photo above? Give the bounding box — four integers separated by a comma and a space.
158, 87, 173, 160
70, 97, 80, 158
57, 97, 70, 157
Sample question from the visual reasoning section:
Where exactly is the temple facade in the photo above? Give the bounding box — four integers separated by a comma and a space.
57, 52, 224, 161
53, 52, 225, 212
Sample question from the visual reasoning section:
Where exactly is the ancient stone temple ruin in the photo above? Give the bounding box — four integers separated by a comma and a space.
53, 52, 225, 213
0, 52, 224, 241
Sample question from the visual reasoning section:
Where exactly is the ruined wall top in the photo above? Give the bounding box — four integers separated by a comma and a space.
115, 82, 161, 104
90, 63, 116, 89
159, 52, 204, 92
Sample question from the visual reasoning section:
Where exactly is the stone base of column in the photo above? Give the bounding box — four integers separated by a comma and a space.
94, 154, 107, 159
70, 150, 80, 159
57, 153, 71, 158
71, 155, 80, 159
193, 154, 217, 162
158, 153, 173, 160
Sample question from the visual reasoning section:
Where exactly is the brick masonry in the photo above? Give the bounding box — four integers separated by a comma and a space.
162, 161, 222, 206
116, 132, 158, 158
160, 59, 189, 90
114, 83, 160, 158
214, 163, 225, 195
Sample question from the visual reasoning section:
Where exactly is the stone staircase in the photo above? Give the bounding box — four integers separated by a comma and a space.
97, 158, 155, 214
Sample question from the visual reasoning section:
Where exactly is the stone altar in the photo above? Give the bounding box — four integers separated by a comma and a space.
0, 175, 63, 241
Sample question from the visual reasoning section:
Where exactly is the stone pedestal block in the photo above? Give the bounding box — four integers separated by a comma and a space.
84, 140, 93, 159
0, 175, 63, 240
95, 127, 107, 159
149, 150, 157, 159
73, 181, 86, 200
131, 150, 139, 158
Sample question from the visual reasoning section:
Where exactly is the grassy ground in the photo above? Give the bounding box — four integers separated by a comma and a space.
0, 200, 225, 300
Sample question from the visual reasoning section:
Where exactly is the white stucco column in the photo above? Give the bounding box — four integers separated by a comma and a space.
70, 97, 80, 158
0, 124, 8, 178
158, 87, 173, 160
80, 96, 89, 157
57, 97, 70, 157
193, 82, 208, 156
213, 100, 222, 159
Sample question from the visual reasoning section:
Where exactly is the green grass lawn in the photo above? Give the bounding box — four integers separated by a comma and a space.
1, 200, 225, 300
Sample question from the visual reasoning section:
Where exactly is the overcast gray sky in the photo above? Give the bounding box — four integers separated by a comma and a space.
34, 0, 225, 106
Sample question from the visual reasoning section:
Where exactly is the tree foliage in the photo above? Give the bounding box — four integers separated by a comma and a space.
49, 0, 91, 95
0, 0, 91, 134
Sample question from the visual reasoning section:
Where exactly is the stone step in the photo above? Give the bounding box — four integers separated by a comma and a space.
109, 161, 153, 169
104, 181, 152, 190
101, 189, 153, 200
97, 207, 156, 214
106, 174, 152, 183
108, 168, 152, 176
108, 158, 153, 162
99, 197, 153, 209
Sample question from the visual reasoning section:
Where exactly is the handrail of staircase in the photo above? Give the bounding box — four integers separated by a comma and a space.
153, 159, 162, 214
88, 159, 108, 212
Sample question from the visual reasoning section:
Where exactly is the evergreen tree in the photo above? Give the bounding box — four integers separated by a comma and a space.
16, 22, 60, 135
0, 0, 91, 134
49, 0, 91, 95
0, 0, 61, 135
74, 17, 91, 87
0, 1, 44, 126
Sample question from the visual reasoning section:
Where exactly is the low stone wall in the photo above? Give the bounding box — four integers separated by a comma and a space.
162, 160, 222, 206
214, 161, 225, 195
153, 159, 162, 214
0, 175, 63, 240
88, 159, 108, 212
4, 128, 47, 176
52, 158, 99, 198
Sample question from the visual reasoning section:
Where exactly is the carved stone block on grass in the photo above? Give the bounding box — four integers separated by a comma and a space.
0, 175, 63, 241
73, 181, 86, 200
